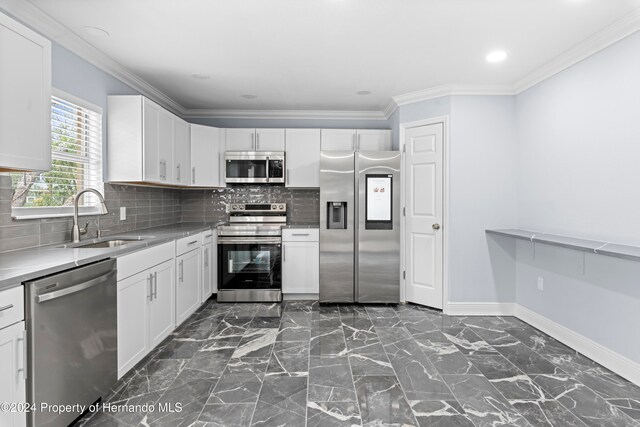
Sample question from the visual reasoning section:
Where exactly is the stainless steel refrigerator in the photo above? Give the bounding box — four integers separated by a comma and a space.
320, 150, 401, 303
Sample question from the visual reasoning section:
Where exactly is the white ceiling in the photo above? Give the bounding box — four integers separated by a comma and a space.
24, 0, 640, 113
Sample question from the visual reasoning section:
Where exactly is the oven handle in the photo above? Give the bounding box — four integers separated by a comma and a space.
218, 237, 281, 244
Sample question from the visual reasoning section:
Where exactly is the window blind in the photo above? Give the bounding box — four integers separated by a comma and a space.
11, 94, 103, 210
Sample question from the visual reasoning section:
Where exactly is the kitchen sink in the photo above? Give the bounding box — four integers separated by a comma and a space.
73, 239, 141, 248
58, 236, 154, 249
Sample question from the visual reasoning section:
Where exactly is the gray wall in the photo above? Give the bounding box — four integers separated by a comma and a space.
513, 30, 640, 363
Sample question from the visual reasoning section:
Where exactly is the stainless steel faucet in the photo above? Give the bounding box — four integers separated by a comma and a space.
71, 189, 109, 242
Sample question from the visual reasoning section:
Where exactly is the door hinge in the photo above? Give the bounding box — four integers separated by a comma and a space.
403, 270, 406, 279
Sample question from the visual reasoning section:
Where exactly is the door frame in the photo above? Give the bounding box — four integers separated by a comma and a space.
399, 116, 450, 313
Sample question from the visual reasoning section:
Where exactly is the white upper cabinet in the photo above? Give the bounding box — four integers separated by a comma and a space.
321, 129, 357, 151
225, 128, 255, 151
108, 95, 179, 185
190, 124, 221, 187
320, 129, 392, 151
255, 129, 285, 151
356, 129, 392, 151
225, 128, 285, 151
0, 12, 51, 172
173, 118, 190, 185
285, 129, 320, 188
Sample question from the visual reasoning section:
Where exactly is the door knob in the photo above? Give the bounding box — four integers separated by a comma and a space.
432, 223, 441, 230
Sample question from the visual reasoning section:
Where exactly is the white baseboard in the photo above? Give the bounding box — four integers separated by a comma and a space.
446, 302, 515, 316
514, 304, 640, 386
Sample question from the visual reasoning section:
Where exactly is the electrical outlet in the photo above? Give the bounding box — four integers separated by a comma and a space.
120, 207, 126, 221
537, 276, 544, 291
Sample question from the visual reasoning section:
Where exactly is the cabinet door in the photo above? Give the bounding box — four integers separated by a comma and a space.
0, 321, 26, 427
142, 98, 161, 183
0, 13, 51, 172
149, 259, 176, 348
117, 271, 150, 378
321, 129, 357, 151
286, 129, 320, 188
190, 124, 221, 187
225, 128, 255, 151
176, 250, 201, 325
255, 129, 285, 151
174, 118, 190, 185
357, 130, 392, 151
158, 109, 175, 183
201, 243, 212, 303
282, 241, 319, 294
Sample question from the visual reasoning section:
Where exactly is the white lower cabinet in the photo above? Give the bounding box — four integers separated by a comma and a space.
176, 249, 201, 325
117, 242, 175, 378
148, 260, 176, 348
0, 321, 26, 427
282, 229, 319, 295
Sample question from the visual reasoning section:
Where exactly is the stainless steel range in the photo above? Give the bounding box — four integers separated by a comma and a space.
217, 203, 286, 302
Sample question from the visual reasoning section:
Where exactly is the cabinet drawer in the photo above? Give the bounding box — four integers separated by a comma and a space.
176, 234, 202, 256
117, 241, 174, 281
201, 230, 215, 245
282, 229, 319, 242
0, 286, 24, 330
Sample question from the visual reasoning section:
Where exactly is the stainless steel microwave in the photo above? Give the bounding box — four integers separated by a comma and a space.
225, 152, 285, 184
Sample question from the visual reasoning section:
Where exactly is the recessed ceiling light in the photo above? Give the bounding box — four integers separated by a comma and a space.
356, 90, 372, 95
192, 74, 211, 80
82, 26, 110, 37
486, 50, 508, 63
241, 94, 257, 99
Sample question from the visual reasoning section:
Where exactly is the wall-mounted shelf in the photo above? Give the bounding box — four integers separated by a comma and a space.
486, 229, 640, 262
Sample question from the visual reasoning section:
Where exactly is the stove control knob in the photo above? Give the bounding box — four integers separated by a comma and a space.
232, 205, 238, 210
272, 205, 276, 210
279, 205, 284, 210
240, 205, 244, 210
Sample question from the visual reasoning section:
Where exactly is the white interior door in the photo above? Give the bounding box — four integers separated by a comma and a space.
405, 123, 444, 309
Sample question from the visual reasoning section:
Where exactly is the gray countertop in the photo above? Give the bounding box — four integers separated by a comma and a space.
281, 224, 320, 229
0, 222, 220, 292
486, 228, 640, 262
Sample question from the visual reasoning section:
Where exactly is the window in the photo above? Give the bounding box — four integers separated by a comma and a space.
11, 91, 103, 219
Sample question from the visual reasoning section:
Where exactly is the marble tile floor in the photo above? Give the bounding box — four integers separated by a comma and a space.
75, 300, 640, 427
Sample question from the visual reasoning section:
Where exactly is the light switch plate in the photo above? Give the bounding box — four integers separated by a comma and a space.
120, 207, 126, 221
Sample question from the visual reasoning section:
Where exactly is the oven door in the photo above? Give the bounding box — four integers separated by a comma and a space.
225, 153, 269, 184
218, 237, 282, 290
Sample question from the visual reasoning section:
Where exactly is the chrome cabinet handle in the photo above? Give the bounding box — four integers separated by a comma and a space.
0, 304, 14, 311
256, 133, 260, 150
179, 260, 184, 282
357, 133, 361, 150
147, 273, 153, 301
177, 163, 181, 182
192, 166, 196, 184
292, 233, 309, 236
286, 169, 289, 185
187, 240, 198, 245
153, 272, 158, 299
251, 133, 255, 150
204, 248, 209, 267
283, 244, 286, 262
352, 133, 356, 151
432, 223, 441, 230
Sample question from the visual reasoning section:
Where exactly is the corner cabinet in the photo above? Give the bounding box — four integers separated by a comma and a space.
108, 95, 190, 186
0, 11, 51, 172
282, 229, 319, 295
320, 129, 391, 151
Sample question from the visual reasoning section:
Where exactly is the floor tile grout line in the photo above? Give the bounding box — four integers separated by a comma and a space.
338, 306, 365, 426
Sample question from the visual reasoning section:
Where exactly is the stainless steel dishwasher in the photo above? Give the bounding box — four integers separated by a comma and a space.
25, 259, 117, 427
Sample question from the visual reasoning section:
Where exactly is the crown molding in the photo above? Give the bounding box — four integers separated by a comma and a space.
392, 84, 516, 107
0, 0, 186, 116
181, 108, 388, 121
514, 7, 640, 93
